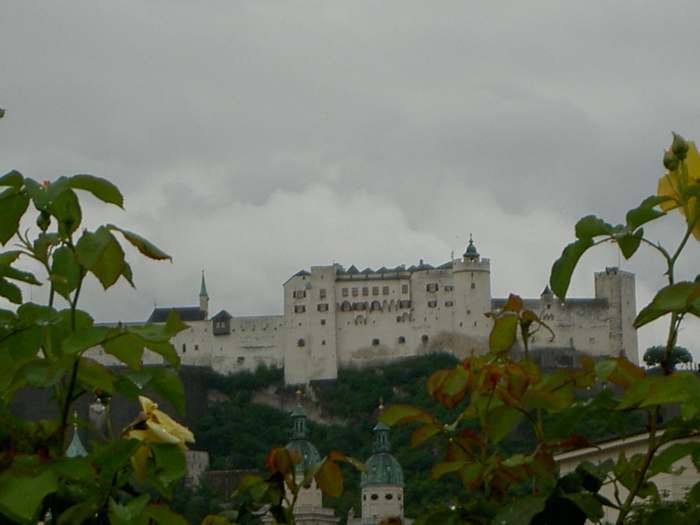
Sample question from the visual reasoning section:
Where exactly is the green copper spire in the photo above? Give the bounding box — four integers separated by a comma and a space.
463, 234, 480, 260
285, 392, 321, 472
66, 415, 88, 458
200, 271, 208, 297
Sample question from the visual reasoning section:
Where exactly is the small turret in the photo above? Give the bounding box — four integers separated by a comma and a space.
463, 234, 480, 261
199, 271, 209, 317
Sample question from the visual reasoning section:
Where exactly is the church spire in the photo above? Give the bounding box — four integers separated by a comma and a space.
199, 271, 209, 317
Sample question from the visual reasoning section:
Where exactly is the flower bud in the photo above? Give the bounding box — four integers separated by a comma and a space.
671, 133, 689, 160
663, 150, 679, 171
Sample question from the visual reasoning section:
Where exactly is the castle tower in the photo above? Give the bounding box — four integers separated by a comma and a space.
359, 415, 405, 524
594, 267, 638, 364
451, 235, 492, 356
199, 271, 209, 318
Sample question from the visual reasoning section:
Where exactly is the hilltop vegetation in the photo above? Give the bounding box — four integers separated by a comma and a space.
187, 354, 463, 522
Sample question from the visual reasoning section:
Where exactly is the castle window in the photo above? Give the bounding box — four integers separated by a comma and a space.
445, 285, 454, 291
372, 338, 380, 346
402, 284, 409, 294
371, 494, 378, 500
182, 343, 186, 353
385, 494, 393, 500
428, 300, 437, 308
237, 356, 244, 363
322, 340, 326, 345
471, 282, 476, 289
399, 299, 411, 309
383, 286, 390, 295
398, 336, 406, 343
396, 316, 402, 322
370, 301, 381, 312
341, 301, 352, 312
317, 303, 329, 312
320, 288, 326, 299
194, 344, 199, 350
293, 290, 306, 299
352, 287, 359, 297
294, 305, 306, 313
427, 283, 438, 292
321, 319, 326, 325
342, 288, 348, 297
422, 334, 429, 343
298, 338, 305, 346
372, 286, 379, 295
445, 301, 454, 307
362, 287, 369, 296
353, 302, 366, 311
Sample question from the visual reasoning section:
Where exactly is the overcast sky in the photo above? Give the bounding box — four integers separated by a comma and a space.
3, 1, 700, 360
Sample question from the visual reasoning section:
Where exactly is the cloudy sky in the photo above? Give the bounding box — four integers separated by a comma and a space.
3, 1, 700, 359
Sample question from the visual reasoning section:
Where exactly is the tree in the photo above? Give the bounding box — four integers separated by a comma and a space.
643, 345, 693, 368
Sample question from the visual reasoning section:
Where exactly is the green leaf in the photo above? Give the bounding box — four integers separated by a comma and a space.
490, 313, 518, 355
626, 196, 666, 230
148, 367, 186, 416
380, 404, 436, 426
144, 341, 180, 368
48, 188, 82, 237
24, 358, 67, 387
0, 191, 30, 245
91, 438, 143, 485
109, 225, 171, 261
89, 231, 126, 289
23, 177, 48, 210
492, 496, 546, 525
615, 230, 643, 259
485, 405, 521, 445
50, 245, 81, 299
0, 278, 21, 304
115, 369, 153, 400
649, 441, 700, 477
76, 357, 116, 394
0, 466, 58, 522
0, 170, 23, 188
102, 332, 144, 369
63, 326, 109, 355
562, 492, 604, 520
145, 443, 187, 498
575, 215, 614, 240
550, 238, 594, 300
142, 503, 190, 525
69, 174, 124, 207
74, 226, 113, 270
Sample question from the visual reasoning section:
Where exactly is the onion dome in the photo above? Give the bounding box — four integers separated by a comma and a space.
361, 421, 404, 486
285, 402, 322, 473
463, 235, 480, 260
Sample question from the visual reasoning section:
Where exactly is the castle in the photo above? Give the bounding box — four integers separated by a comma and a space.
89, 239, 639, 385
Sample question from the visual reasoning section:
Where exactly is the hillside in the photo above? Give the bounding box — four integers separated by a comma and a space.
178, 353, 464, 523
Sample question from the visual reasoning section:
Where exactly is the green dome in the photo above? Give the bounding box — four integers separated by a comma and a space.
362, 452, 404, 486
361, 421, 403, 486
285, 402, 321, 472
463, 236, 480, 260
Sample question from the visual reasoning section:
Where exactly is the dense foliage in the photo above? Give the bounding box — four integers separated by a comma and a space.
382, 133, 700, 525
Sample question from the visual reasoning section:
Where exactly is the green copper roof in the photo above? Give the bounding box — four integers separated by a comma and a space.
463, 235, 480, 259
361, 420, 403, 486
200, 271, 208, 297
66, 427, 88, 458
285, 402, 321, 472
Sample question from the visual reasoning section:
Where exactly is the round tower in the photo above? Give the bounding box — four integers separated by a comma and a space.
360, 420, 404, 523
